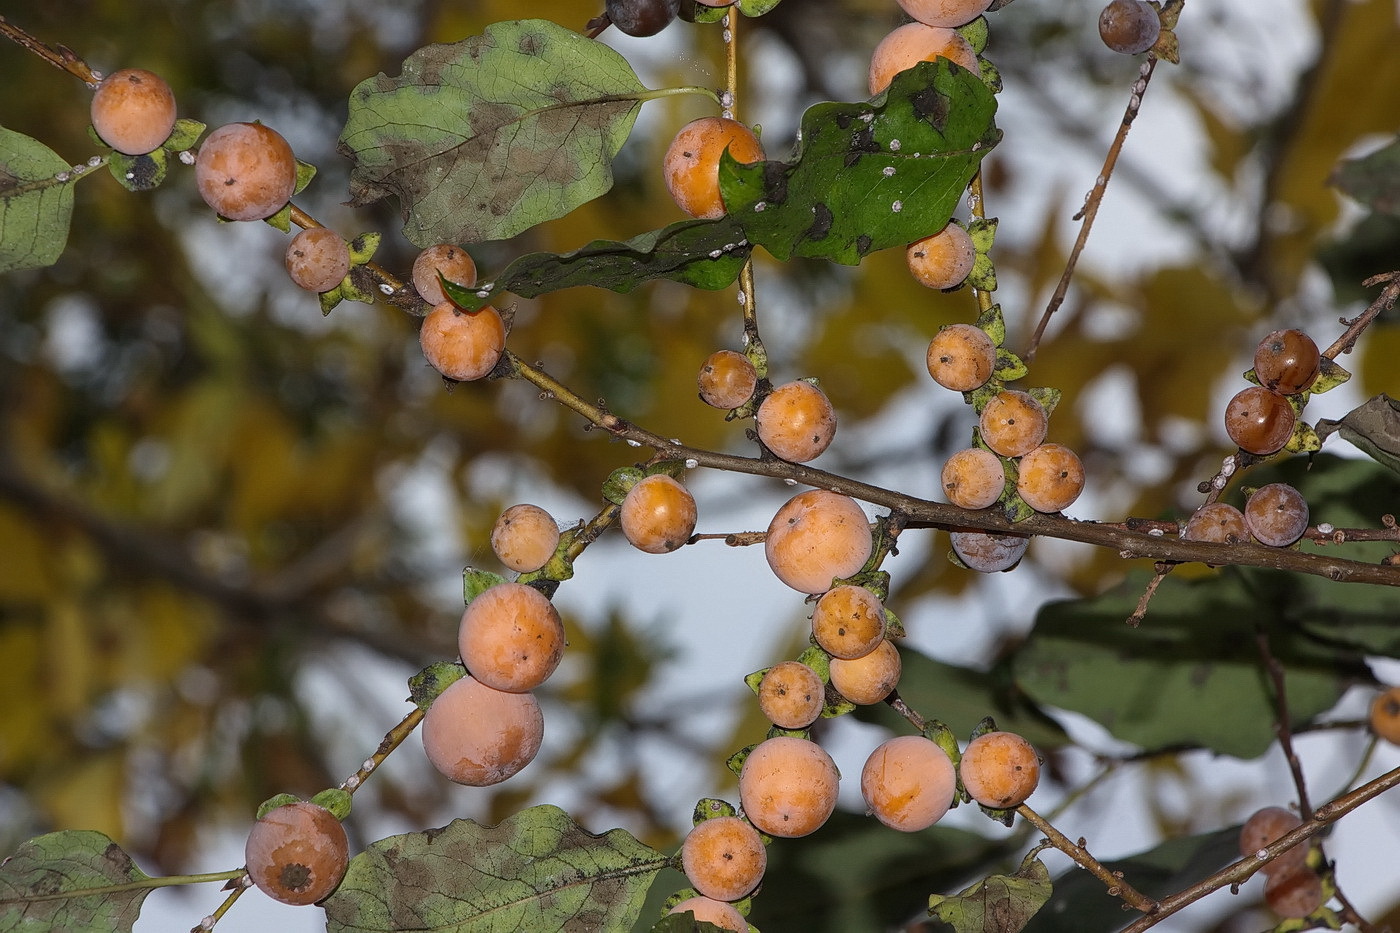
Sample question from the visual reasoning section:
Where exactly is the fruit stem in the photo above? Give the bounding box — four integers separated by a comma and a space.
4, 868, 247, 905
191, 876, 251, 932
722, 9, 739, 119
0, 14, 100, 87
967, 171, 994, 316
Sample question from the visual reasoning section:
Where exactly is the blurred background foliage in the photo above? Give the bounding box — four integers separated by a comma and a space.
1, 0, 1399, 928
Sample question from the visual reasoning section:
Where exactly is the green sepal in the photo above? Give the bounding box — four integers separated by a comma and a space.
319, 286, 346, 316
977, 57, 1004, 94
1026, 386, 1061, 419
463, 566, 508, 603
726, 743, 758, 778
255, 793, 303, 821
691, 797, 739, 825
974, 303, 1007, 346
766, 724, 811, 740
924, 719, 963, 773
796, 644, 832, 680
956, 16, 989, 54
1284, 418, 1322, 454
883, 606, 906, 639
263, 201, 294, 232
292, 158, 317, 196
107, 149, 167, 191
348, 231, 381, 265
1310, 355, 1352, 395
967, 251, 997, 292
735, 0, 782, 16
164, 118, 206, 151
969, 716, 998, 740
338, 274, 380, 305
408, 660, 467, 710
977, 802, 1016, 826
685, 2, 729, 23
744, 667, 768, 696
311, 787, 353, 821
602, 466, 647, 504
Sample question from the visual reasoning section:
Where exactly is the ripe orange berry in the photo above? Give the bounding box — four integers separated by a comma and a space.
1254, 328, 1321, 395
195, 122, 298, 221
458, 582, 565, 693
1224, 386, 1295, 455
757, 660, 825, 730
90, 68, 177, 155
906, 223, 975, 290
666, 896, 747, 932
620, 474, 698, 554
896, 0, 995, 27
1239, 806, 1307, 877
756, 380, 837, 463
1098, 0, 1161, 55
811, 585, 886, 660
764, 490, 872, 594
959, 731, 1040, 809
926, 323, 997, 392
663, 117, 765, 219
1369, 686, 1400, 744
1264, 866, 1326, 920
244, 801, 349, 906
698, 349, 758, 410
1181, 502, 1248, 544
285, 227, 351, 293
829, 638, 901, 705
490, 503, 560, 573
680, 816, 767, 902
941, 447, 1005, 510
949, 530, 1029, 573
421, 674, 544, 786
739, 736, 840, 838
979, 390, 1048, 458
418, 302, 506, 382
869, 23, 979, 96
860, 734, 957, 831
412, 244, 478, 307
1016, 443, 1085, 513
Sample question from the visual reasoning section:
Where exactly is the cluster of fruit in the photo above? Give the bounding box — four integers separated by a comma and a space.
926, 318, 1083, 569
662, 726, 1041, 929
1180, 328, 1328, 548
1237, 806, 1325, 920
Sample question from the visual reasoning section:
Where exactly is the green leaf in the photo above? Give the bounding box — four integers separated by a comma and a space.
339, 20, 647, 246
719, 58, 998, 265
0, 127, 76, 273
1012, 568, 1359, 758
1330, 133, 1400, 216
0, 830, 151, 932
322, 805, 668, 933
927, 852, 1051, 933
1021, 829, 1239, 933
1315, 394, 1400, 475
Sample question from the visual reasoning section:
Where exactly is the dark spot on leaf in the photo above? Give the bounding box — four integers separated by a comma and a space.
834, 111, 854, 129
911, 86, 950, 130
804, 202, 833, 241
761, 162, 788, 204
519, 33, 542, 56
856, 234, 872, 255
845, 127, 880, 167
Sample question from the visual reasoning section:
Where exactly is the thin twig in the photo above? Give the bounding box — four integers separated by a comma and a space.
1254, 627, 1312, 817
1016, 804, 1157, 913
1324, 271, 1400, 359
0, 14, 100, 86
1025, 55, 1157, 363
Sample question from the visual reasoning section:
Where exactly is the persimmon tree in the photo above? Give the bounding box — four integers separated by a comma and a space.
2, 1, 1400, 932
